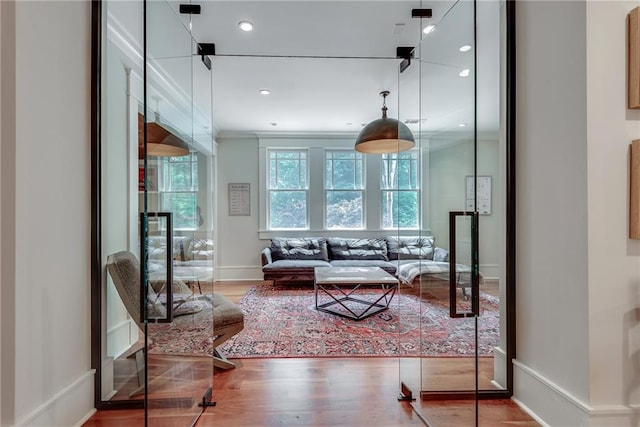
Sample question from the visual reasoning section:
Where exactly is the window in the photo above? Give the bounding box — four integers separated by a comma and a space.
325, 150, 364, 229
160, 153, 199, 230
268, 150, 308, 229
259, 141, 422, 235
381, 151, 419, 229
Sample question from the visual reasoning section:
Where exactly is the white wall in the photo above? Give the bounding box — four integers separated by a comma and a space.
101, 38, 141, 401
514, 1, 591, 425
516, 2, 640, 425
216, 136, 265, 281
0, 1, 94, 425
216, 134, 503, 281
586, 2, 640, 425
428, 138, 501, 278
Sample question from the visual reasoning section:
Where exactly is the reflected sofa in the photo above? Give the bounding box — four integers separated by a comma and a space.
147, 234, 214, 283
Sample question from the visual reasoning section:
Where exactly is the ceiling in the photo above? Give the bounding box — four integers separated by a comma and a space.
146, 1, 502, 139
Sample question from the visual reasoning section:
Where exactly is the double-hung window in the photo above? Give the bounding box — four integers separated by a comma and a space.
325, 150, 364, 229
268, 150, 308, 229
381, 151, 419, 229
160, 153, 199, 230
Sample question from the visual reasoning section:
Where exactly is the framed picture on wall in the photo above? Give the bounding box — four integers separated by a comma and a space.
228, 183, 250, 216
465, 176, 491, 214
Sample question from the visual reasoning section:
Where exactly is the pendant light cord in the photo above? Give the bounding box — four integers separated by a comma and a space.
380, 90, 389, 119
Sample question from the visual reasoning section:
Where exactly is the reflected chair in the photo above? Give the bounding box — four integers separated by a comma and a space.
106, 251, 244, 395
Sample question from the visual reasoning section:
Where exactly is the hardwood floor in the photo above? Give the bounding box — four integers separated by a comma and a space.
84, 281, 537, 426
84, 357, 537, 427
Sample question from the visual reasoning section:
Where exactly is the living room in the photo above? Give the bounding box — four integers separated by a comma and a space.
6, 0, 637, 426
94, 0, 512, 423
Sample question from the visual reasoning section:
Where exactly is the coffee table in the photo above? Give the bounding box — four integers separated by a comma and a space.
314, 266, 398, 321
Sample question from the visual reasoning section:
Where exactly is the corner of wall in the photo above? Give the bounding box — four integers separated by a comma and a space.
16, 370, 96, 427
513, 360, 589, 426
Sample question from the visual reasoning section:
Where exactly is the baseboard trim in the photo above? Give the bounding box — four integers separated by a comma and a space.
74, 409, 97, 427
513, 360, 589, 426
18, 369, 95, 427
511, 397, 551, 427
586, 404, 640, 427
492, 346, 506, 389
514, 360, 640, 426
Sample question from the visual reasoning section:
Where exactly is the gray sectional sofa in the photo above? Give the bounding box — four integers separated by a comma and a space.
261, 236, 465, 286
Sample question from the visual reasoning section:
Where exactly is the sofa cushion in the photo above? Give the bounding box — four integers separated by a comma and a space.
386, 236, 435, 260
262, 259, 331, 271
147, 235, 192, 261
327, 238, 388, 261
173, 236, 192, 261
433, 247, 449, 262
147, 235, 169, 261
329, 260, 397, 275
190, 238, 214, 260
270, 237, 329, 261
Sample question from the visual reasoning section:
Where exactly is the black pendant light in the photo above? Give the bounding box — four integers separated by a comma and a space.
354, 90, 415, 154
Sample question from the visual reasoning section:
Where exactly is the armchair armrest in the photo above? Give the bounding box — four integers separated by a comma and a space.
261, 247, 273, 266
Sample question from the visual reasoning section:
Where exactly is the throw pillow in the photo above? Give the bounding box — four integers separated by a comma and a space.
386, 236, 435, 260
433, 247, 449, 262
191, 238, 214, 260
271, 237, 329, 261
326, 238, 388, 260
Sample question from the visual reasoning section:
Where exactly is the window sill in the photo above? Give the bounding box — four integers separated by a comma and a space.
258, 229, 431, 240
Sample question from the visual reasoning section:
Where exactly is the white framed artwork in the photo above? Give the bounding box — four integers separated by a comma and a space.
228, 183, 251, 216
465, 176, 492, 215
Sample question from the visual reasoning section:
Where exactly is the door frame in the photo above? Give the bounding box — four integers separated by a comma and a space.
89, 0, 517, 409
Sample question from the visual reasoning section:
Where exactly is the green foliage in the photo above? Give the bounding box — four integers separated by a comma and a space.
270, 191, 307, 229
268, 149, 419, 230
326, 191, 363, 229
159, 154, 199, 230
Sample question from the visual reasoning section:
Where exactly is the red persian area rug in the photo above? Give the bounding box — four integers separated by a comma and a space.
224, 284, 500, 358
147, 284, 500, 359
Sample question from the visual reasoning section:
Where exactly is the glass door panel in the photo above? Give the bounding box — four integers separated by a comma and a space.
100, 0, 146, 407
417, 0, 478, 400
143, 0, 214, 422
399, 0, 508, 423
396, 7, 423, 401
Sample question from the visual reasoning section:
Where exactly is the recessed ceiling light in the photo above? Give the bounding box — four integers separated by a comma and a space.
259, 89, 270, 95
459, 69, 470, 77
459, 123, 468, 127
346, 122, 353, 126
459, 45, 472, 52
423, 24, 436, 35
270, 122, 277, 126
238, 21, 254, 32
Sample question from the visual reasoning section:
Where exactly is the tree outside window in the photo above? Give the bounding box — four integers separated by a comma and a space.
325, 150, 364, 229
268, 150, 308, 229
381, 151, 419, 229
160, 153, 199, 230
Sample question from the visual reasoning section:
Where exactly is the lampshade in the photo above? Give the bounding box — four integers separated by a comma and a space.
354, 91, 415, 154
138, 113, 190, 157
